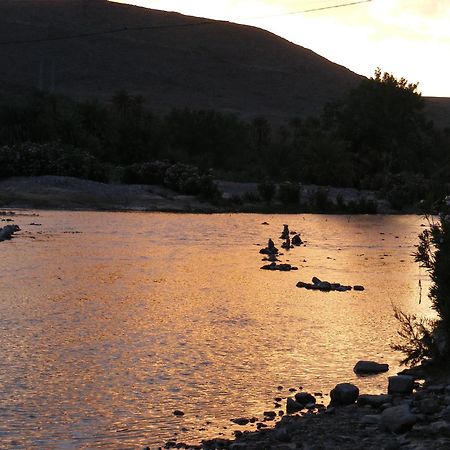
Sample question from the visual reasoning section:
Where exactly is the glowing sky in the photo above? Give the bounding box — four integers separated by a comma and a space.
111, 0, 450, 97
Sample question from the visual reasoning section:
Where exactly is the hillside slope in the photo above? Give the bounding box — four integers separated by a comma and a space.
1, 0, 449, 126
0, 0, 362, 120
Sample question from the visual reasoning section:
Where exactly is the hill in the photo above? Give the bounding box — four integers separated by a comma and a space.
0, 0, 363, 121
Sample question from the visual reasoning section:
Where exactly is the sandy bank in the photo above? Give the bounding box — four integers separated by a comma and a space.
0, 176, 391, 213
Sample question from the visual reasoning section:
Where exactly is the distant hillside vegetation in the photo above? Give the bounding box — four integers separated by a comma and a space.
0, 0, 364, 121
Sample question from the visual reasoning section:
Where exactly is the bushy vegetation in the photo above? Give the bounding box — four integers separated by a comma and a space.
392, 197, 450, 366
0, 142, 106, 181
0, 69, 449, 209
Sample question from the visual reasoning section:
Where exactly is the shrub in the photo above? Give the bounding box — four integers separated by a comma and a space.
392, 196, 450, 366
278, 181, 300, 205
257, 178, 277, 203
391, 305, 436, 366
122, 160, 170, 185
0, 141, 106, 181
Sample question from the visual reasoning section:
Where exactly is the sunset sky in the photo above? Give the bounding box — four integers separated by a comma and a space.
111, 0, 450, 98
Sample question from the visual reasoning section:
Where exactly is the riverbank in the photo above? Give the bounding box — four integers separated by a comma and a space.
164, 364, 450, 450
0, 175, 392, 213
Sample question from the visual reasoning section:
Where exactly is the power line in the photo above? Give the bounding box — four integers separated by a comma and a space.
0, 0, 372, 46
244, 0, 372, 20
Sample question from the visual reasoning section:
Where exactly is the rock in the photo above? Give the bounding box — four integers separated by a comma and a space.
388, 375, 415, 395
360, 414, 382, 425
317, 281, 332, 291
294, 392, 316, 405
173, 410, 185, 416
260, 263, 297, 271
429, 420, 450, 436
0, 224, 20, 241
259, 239, 279, 255
357, 394, 392, 408
273, 427, 291, 442
381, 405, 417, 433
336, 285, 351, 292
286, 397, 303, 414
425, 384, 446, 394
263, 411, 277, 418
281, 237, 292, 250
280, 224, 290, 240
419, 397, 441, 415
231, 417, 249, 426
354, 360, 389, 374
330, 383, 359, 405
312, 276, 321, 285
261, 262, 277, 270
291, 234, 303, 246
353, 285, 365, 291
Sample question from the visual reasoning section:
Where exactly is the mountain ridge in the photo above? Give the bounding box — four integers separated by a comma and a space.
0, 0, 448, 126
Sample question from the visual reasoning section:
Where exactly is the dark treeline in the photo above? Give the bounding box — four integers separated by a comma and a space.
1, 69, 449, 208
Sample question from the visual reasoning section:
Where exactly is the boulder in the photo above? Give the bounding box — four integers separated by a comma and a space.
330, 383, 359, 405
286, 397, 303, 414
360, 414, 382, 425
0, 224, 20, 241
388, 375, 414, 395
354, 360, 389, 374
357, 394, 392, 408
419, 397, 441, 415
381, 405, 417, 433
294, 392, 316, 405
291, 234, 303, 246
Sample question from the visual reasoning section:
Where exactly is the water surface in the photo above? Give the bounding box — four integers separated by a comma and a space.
0, 212, 432, 448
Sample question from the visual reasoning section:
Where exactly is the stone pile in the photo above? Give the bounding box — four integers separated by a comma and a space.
259, 224, 304, 271
296, 276, 365, 292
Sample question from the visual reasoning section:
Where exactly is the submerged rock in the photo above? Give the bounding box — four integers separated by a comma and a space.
354, 360, 389, 374
261, 263, 298, 271
296, 277, 353, 292
231, 418, 249, 426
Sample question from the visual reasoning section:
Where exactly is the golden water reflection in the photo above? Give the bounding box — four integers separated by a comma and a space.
0, 212, 431, 448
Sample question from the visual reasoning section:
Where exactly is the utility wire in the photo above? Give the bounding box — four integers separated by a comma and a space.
0, 0, 372, 46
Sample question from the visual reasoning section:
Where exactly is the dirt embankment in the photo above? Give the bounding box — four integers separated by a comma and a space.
0, 176, 392, 213
0, 176, 210, 212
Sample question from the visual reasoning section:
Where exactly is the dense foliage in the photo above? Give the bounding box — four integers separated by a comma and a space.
0, 69, 449, 209
392, 197, 450, 365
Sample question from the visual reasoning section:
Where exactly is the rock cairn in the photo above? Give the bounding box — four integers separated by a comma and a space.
260, 224, 304, 272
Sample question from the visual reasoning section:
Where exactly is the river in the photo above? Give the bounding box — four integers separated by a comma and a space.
0, 212, 433, 449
